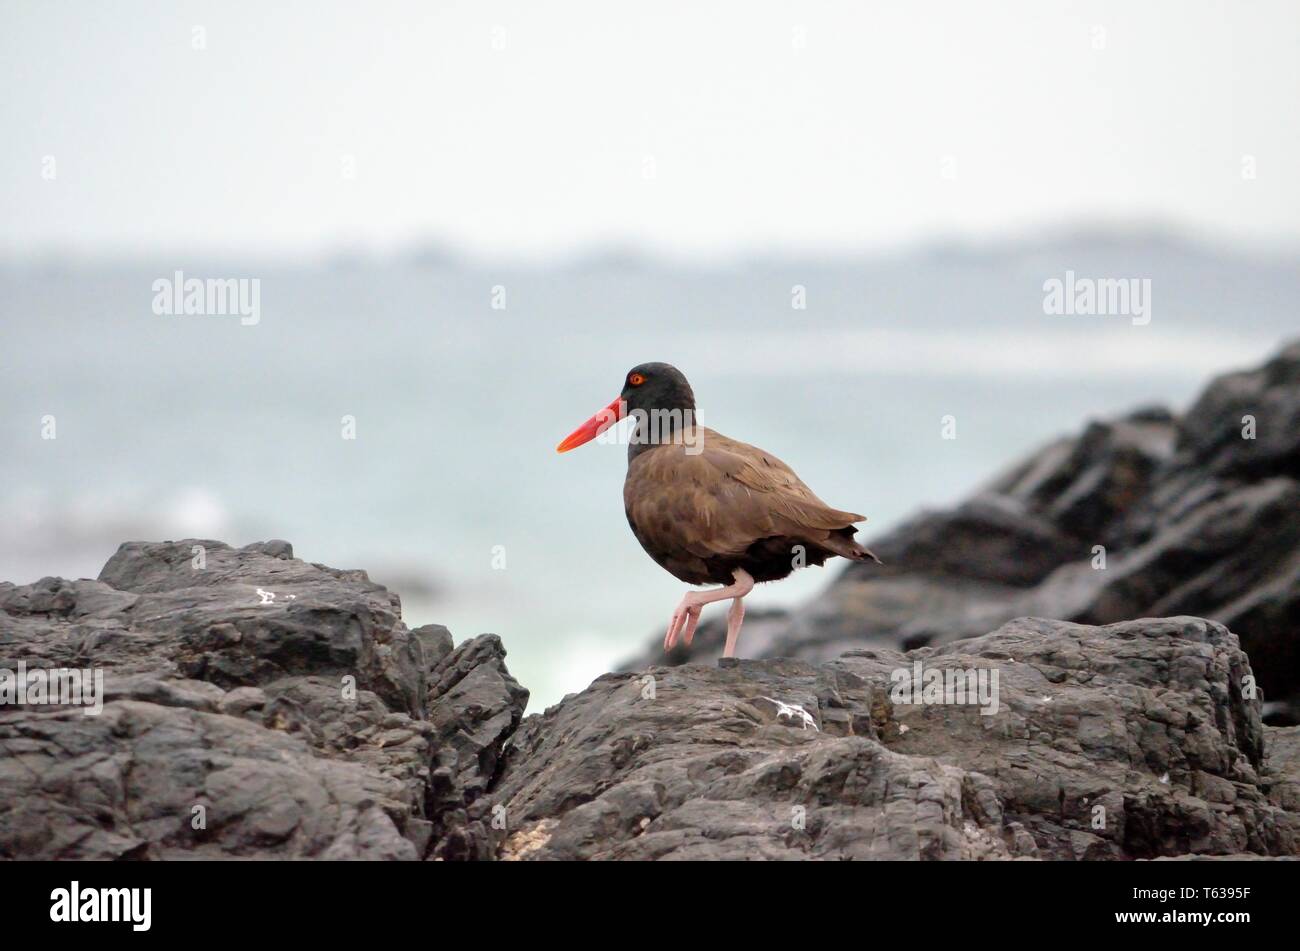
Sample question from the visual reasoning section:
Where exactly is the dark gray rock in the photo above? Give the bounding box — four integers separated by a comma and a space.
1265, 726, 1300, 814
0, 539, 522, 861
1176, 342, 1300, 476
497, 616, 1299, 860
424, 634, 529, 860
96, 539, 425, 718
2, 539, 1297, 860
0, 699, 417, 860
411, 623, 454, 672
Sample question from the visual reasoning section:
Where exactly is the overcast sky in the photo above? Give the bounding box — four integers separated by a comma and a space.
3, 0, 1298, 259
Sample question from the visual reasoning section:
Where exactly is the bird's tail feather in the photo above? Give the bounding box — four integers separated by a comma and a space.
820, 529, 883, 565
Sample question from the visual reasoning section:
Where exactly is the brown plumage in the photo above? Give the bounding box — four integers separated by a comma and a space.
557, 361, 879, 657
624, 426, 879, 586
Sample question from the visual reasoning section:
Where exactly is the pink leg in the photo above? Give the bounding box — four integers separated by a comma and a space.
723, 596, 746, 658
664, 569, 755, 652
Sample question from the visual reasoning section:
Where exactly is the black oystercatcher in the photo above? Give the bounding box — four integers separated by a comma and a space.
557, 362, 879, 658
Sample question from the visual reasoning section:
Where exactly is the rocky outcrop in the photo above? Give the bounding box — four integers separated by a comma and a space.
1, 539, 1298, 860
627, 342, 1300, 725
496, 616, 1297, 860
0, 540, 526, 860
424, 631, 530, 860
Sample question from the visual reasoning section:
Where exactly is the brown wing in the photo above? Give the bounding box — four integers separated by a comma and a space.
624, 427, 867, 575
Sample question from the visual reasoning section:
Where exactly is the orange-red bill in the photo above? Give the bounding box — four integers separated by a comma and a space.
556, 396, 626, 452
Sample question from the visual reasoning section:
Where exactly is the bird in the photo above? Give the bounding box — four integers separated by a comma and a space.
556, 362, 879, 659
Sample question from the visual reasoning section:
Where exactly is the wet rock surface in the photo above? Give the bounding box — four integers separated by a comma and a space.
626, 341, 1300, 725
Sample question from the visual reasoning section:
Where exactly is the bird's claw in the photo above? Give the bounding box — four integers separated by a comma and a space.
664, 599, 702, 651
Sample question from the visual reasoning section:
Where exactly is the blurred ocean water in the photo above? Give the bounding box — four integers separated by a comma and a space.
2, 235, 1296, 708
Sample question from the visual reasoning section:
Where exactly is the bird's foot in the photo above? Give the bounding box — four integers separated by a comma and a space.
664, 593, 705, 651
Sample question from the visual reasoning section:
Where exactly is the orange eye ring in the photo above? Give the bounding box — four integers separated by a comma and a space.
628, 373, 646, 386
